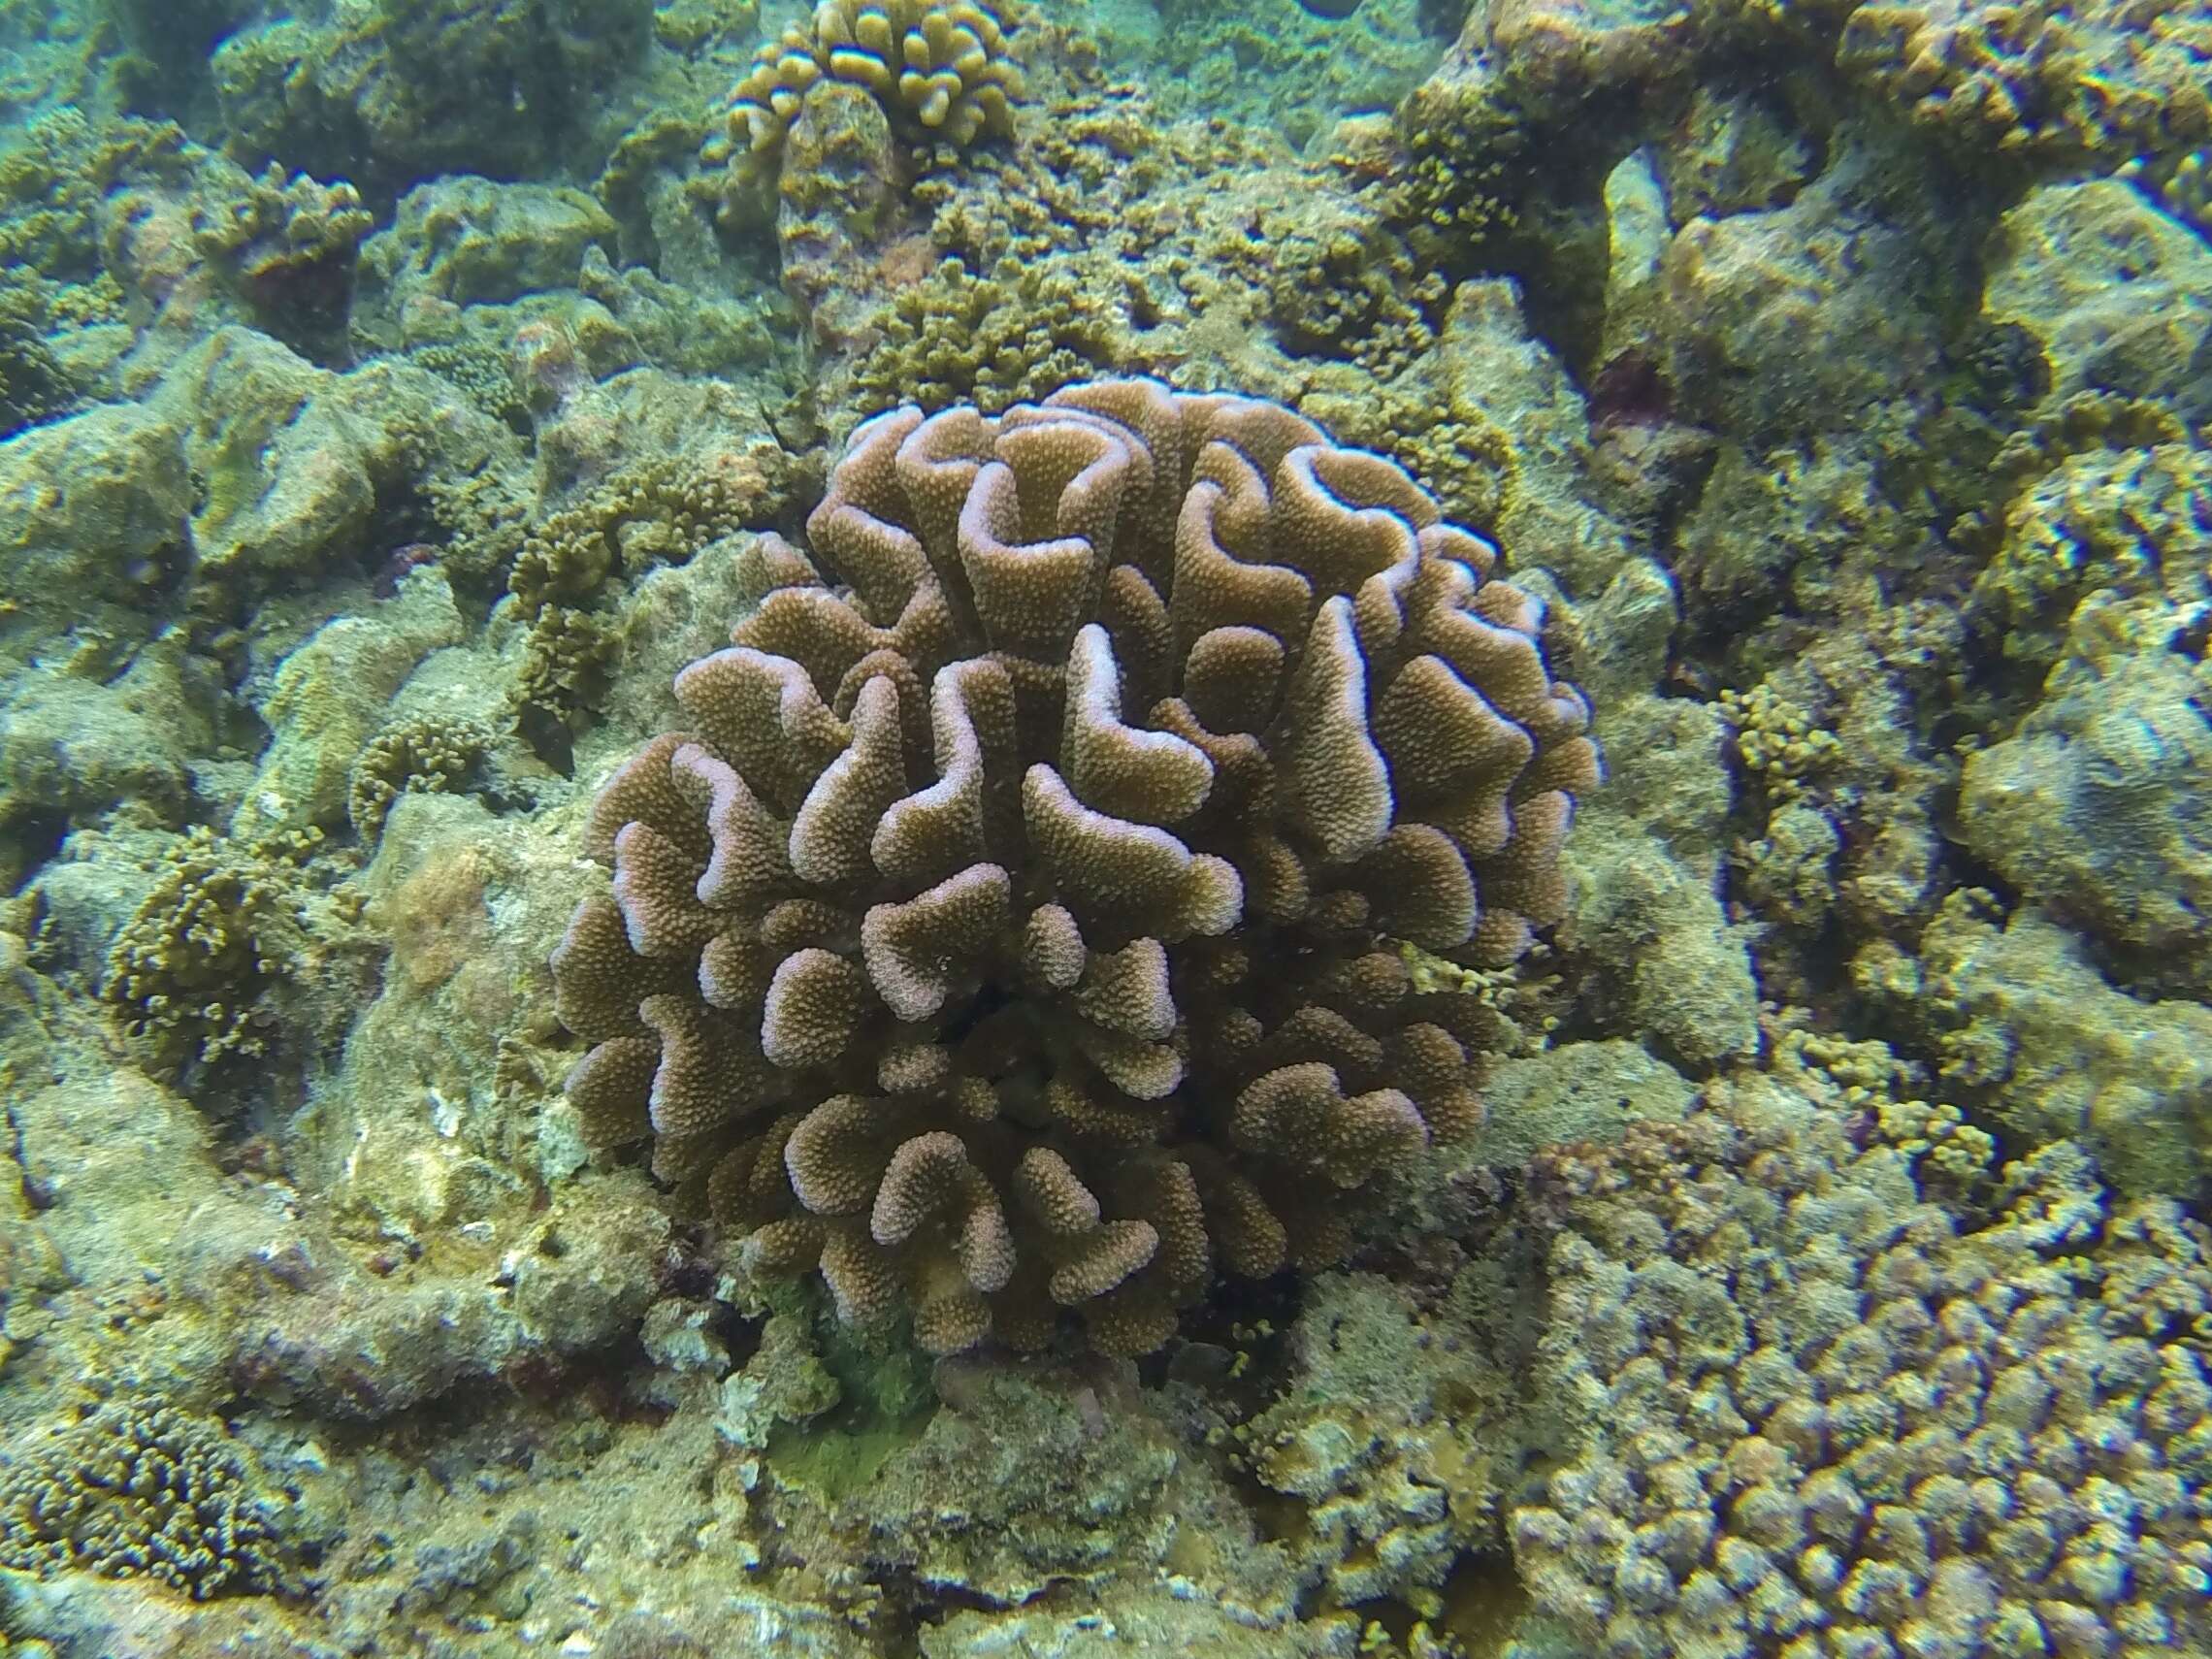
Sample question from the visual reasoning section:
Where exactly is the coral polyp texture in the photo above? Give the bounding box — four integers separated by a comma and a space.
1513, 1086, 2212, 1659
724, 1, 1021, 184
550, 377, 1599, 1355
0, 1398, 299, 1601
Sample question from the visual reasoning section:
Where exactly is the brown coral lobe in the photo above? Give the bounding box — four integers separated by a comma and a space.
550, 377, 1598, 1356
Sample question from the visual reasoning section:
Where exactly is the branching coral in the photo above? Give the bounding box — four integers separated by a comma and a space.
551, 377, 1598, 1355
1260, 222, 1450, 378
1384, 85, 1523, 266
101, 828, 309, 1071
1514, 1081, 2212, 1659
851, 254, 1122, 415
0, 1398, 300, 1600
99, 826, 363, 1076
509, 458, 757, 725
2141, 146, 2212, 237
1719, 681, 1845, 803
348, 714, 494, 842
721, 1, 1022, 186
188, 161, 373, 327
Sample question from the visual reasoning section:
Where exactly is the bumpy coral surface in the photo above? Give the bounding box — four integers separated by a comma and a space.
1513, 1083, 2212, 1659
0, 1398, 299, 1600
1837, 0, 2212, 166
101, 828, 309, 1071
552, 377, 1598, 1354
723, 0, 1021, 184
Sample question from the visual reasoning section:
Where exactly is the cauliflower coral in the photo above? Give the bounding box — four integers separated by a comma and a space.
551, 377, 1598, 1354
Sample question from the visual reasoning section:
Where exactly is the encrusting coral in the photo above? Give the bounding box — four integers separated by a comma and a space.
551, 377, 1599, 1355
0, 1397, 300, 1601
1513, 1078, 2212, 1659
720, 0, 1022, 186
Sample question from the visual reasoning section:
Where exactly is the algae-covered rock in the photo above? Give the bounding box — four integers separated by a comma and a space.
1562, 693, 1760, 1069
1834, 0, 2212, 171
1478, 1039, 1695, 1166
921, 1592, 1345, 1657
1672, 434, 1929, 629
1245, 1268, 1532, 1612
1137, 0, 1444, 151
0, 286, 78, 438
7, 1063, 284, 1402
828, 1361, 1284, 1613
716, 1312, 839, 1482
357, 176, 620, 313
1657, 147, 1947, 443
1965, 439, 2212, 678
0, 401, 189, 645
295, 778, 603, 1247
1920, 900, 2212, 1200
185, 155, 374, 359
1425, 278, 1642, 601
1983, 179, 2212, 413
211, 0, 657, 209
226, 1169, 668, 1417
1957, 594, 2212, 979
6, 321, 526, 664
153, 328, 520, 596
0, 637, 223, 835
241, 570, 467, 833
773, 81, 903, 347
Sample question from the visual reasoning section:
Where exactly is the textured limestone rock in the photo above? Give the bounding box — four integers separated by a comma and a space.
1983, 180, 2212, 414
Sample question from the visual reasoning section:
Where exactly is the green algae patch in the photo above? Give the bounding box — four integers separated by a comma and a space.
764, 1398, 934, 1502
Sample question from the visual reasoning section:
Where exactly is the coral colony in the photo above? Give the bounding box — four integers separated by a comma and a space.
0, 0, 2205, 1653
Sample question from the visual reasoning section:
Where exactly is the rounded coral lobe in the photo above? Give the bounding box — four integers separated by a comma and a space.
723, 0, 1023, 185
551, 377, 1599, 1356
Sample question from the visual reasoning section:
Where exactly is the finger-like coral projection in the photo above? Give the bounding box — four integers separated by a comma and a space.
551, 378, 1598, 1353
723, 1, 1022, 185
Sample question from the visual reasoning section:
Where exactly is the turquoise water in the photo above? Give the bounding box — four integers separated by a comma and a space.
0, 2, 2208, 1655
